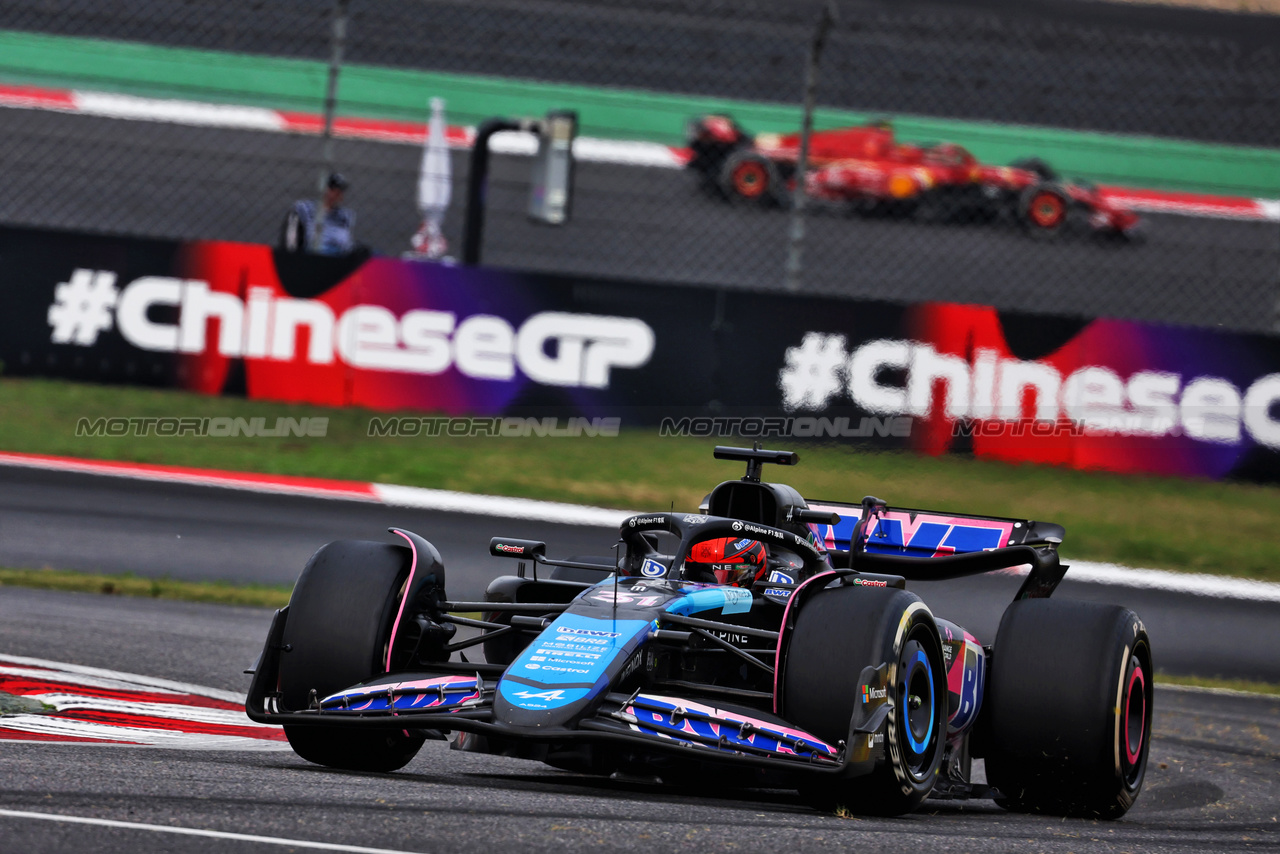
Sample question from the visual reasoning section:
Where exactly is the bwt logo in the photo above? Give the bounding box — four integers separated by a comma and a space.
48, 270, 655, 389
863, 518, 1006, 556
779, 333, 1280, 450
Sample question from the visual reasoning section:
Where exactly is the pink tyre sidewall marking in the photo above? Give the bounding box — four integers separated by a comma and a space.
1123, 662, 1146, 766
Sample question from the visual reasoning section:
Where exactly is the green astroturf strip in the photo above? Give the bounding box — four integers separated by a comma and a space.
0, 30, 1278, 196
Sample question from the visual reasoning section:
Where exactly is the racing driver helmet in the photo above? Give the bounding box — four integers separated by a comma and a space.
686, 537, 767, 587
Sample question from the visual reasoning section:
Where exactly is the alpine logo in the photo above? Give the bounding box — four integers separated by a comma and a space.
512, 689, 566, 701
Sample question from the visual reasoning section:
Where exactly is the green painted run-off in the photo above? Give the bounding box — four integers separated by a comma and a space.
1, 30, 1278, 197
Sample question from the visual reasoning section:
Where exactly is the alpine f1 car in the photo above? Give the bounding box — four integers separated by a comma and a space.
246, 446, 1152, 818
686, 114, 1141, 238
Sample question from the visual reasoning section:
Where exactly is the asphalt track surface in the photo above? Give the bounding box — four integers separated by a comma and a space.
2, 107, 1277, 333
2, 462, 1280, 850
2, 581, 1280, 851
4, 463, 1280, 683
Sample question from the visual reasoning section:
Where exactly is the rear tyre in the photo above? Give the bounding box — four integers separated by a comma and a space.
1019, 183, 1071, 236
279, 540, 426, 772
1011, 157, 1058, 181
718, 150, 784, 206
781, 585, 947, 816
982, 599, 1153, 818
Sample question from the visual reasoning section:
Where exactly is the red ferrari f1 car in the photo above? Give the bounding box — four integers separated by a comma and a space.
686, 115, 1141, 238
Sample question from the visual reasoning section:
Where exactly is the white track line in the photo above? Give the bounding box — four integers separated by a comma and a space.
0, 654, 244, 704
0, 716, 287, 750
1257, 199, 1280, 221
372, 482, 629, 527
1064, 561, 1280, 603
1156, 683, 1280, 699
72, 91, 287, 131
0, 810, 430, 854
0, 655, 289, 750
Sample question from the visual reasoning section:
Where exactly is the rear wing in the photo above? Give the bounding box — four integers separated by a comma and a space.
806, 496, 1068, 599
805, 500, 1064, 555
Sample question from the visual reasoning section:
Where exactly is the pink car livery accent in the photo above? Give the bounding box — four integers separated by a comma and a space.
321, 675, 482, 713
625, 693, 840, 762
938, 620, 986, 733
806, 504, 1016, 557
385, 529, 421, 672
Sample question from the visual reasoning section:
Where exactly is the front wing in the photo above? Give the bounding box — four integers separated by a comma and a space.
247, 609, 868, 776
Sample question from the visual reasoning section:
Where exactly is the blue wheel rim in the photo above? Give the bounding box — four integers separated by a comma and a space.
905, 648, 935, 755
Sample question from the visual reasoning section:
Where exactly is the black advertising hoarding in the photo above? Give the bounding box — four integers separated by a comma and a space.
3, 225, 1280, 482
2, 226, 183, 387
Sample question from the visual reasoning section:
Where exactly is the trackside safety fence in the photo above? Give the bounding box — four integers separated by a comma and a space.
0, 1, 1277, 332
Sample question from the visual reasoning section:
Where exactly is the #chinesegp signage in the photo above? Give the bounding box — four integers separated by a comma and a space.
111, 277, 654, 389
6, 225, 1280, 483
770, 302, 1280, 481
10, 229, 705, 415
165, 245, 659, 412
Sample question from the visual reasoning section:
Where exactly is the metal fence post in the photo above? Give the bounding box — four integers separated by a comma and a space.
784, 2, 837, 293
318, 0, 349, 193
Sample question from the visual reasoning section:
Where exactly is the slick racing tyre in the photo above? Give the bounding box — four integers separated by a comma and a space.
279, 539, 426, 772
781, 584, 947, 816
718, 150, 785, 206
1010, 157, 1058, 181
1019, 183, 1071, 236
982, 599, 1153, 818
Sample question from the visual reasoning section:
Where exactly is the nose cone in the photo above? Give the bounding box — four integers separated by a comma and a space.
493, 613, 651, 730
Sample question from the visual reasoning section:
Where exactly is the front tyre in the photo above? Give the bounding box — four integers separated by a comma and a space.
982, 599, 1153, 818
781, 585, 947, 816
279, 539, 426, 772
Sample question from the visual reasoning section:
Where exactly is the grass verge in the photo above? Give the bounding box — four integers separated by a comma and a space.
0, 567, 291, 609
1155, 672, 1280, 697
3, 378, 1280, 580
